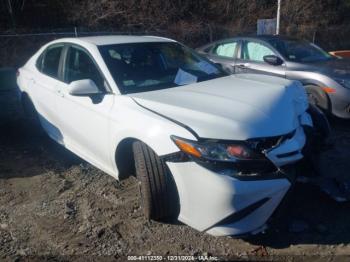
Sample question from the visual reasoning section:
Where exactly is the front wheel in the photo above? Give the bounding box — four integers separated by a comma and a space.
305, 85, 330, 113
133, 141, 179, 221
307, 104, 331, 139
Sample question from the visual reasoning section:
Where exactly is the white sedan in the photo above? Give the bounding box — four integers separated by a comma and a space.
17, 36, 327, 236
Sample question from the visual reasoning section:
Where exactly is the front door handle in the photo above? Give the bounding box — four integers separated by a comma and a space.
57, 90, 65, 98
236, 63, 251, 68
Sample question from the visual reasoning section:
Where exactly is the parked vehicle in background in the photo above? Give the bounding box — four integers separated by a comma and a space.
17, 36, 329, 237
197, 35, 350, 119
329, 50, 350, 58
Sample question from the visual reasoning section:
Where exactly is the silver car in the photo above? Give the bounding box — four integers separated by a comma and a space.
197, 35, 350, 119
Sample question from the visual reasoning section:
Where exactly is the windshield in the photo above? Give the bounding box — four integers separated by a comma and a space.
99, 42, 227, 94
267, 39, 332, 62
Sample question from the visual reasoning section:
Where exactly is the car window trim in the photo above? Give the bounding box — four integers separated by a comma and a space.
63, 43, 112, 94
236, 40, 243, 60
35, 52, 44, 72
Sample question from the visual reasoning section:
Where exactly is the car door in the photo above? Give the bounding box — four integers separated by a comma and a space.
30, 44, 65, 141
236, 40, 286, 78
55, 44, 114, 170
207, 40, 239, 74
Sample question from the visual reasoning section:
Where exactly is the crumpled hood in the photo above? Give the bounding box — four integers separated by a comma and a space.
129, 74, 307, 140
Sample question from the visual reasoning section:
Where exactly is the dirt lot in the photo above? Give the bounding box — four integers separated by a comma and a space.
1, 90, 350, 261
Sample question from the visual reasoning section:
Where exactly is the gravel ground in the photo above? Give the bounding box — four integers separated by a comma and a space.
1, 90, 350, 261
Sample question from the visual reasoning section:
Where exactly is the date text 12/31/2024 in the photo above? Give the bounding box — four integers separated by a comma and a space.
127, 255, 219, 261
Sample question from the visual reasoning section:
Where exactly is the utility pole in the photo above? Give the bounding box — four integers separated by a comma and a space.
276, 0, 281, 35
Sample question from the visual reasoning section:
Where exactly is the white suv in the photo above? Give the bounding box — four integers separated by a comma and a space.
17, 36, 327, 236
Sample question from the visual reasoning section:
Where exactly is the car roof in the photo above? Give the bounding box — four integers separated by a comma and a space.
199, 35, 300, 47
244, 34, 299, 41
55, 35, 175, 46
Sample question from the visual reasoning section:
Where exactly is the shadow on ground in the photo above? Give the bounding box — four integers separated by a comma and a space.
0, 118, 82, 179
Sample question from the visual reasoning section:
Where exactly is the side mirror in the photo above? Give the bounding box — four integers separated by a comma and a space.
263, 55, 284, 66
68, 79, 102, 96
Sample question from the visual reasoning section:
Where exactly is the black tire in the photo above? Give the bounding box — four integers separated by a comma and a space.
133, 141, 179, 221
307, 104, 331, 139
302, 105, 332, 178
304, 85, 330, 112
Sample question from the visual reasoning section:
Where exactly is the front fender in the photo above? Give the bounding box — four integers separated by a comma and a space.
108, 96, 197, 177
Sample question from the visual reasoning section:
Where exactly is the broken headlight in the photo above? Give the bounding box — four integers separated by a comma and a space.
171, 135, 264, 162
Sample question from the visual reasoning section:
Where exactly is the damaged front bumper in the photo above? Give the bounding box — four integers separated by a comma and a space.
167, 161, 292, 236
166, 118, 312, 236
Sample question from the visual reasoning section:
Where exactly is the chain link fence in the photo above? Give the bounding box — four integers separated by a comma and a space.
0, 24, 349, 68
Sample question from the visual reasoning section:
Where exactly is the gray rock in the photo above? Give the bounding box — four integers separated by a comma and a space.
0, 223, 8, 229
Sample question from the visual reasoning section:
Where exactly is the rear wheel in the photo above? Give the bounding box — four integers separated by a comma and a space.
133, 141, 179, 221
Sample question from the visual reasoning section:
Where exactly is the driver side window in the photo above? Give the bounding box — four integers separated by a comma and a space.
65, 46, 105, 91
242, 41, 275, 62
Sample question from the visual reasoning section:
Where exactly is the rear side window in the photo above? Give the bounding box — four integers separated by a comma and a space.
41, 45, 63, 78
65, 46, 105, 91
213, 42, 237, 58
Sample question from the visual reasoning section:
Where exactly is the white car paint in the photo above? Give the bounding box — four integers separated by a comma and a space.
17, 36, 312, 236
168, 161, 290, 236
130, 74, 309, 140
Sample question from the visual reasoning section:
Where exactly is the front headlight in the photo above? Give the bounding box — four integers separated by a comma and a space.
335, 78, 350, 89
171, 136, 264, 162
